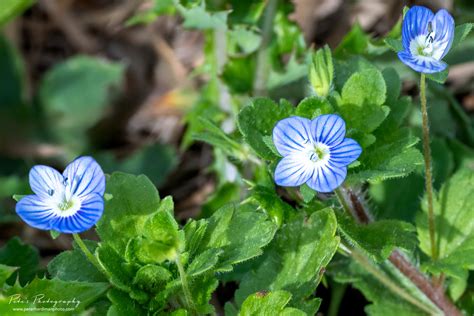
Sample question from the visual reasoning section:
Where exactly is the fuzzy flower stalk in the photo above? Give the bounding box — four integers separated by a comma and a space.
398, 6, 455, 261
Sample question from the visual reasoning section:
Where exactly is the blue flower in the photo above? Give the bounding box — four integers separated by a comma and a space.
16, 156, 105, 234
272, 115, 362, 193
398, 6, 454, 74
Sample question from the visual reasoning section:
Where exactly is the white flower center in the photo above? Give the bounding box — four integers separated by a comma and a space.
409, 22, 443, 60
307, 143, 330, 166
47, 180, 82, 217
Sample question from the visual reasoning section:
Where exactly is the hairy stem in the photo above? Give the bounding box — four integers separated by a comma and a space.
253, 0, 278, 96
176, 254, 196, 314
72, 233, 108, 277
336, 187, 462, 316
420, 73, 437, 261
349, 248, 437, 314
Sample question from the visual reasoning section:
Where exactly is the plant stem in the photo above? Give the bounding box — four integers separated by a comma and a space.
327, 283, 347, 316
420, 73, 437, 261
175, 254, 196, 314
335, 186, 462, 315
72, 233, 108, 277
349, 248, 437, 315
253, 0, 278, 96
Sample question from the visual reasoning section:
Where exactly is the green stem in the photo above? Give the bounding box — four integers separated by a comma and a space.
175, 254, 196, 314
348, 247, 437, 315
327, 283, 347, 316
253, 0, 278, 96
72, 233, 108, 276
420, 74, 437, 261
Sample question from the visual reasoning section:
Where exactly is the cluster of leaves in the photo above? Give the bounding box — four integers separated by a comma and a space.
2, 0, 474, 315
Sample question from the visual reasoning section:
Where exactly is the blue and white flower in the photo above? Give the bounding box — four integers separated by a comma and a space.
398, 6, 454, 74
16, 156, 105, 234
272, 114, 362, 193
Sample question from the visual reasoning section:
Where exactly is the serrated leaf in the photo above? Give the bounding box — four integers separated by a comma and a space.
235, 209, 339, 315
417, 168, 474, 279
197, 204, 277, 272
48, 240, 106, 282
239, 291, 307, 316
187, 248, 223, 277
97, 244, 135, 292
107, 288, 147, 316
133, 264, 172, 293
0, 264, 17, 287
96, 172, 161, 255
337, 212, 417, 262
295, 97, 334, 119
341, 69, 386, 107
177, 2, 229, 30
384, 38, 403, 52
237, 98, 294, 160
247, 185, 293, 227
0, 237, 39, 286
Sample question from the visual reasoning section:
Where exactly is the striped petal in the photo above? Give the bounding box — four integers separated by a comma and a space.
63, 156, 105, 198
329, 138, 362, 167
16, 195, 56, 231
432, 9, 454, 59
311, 114, 346, 146
273, 116, 312, 156
397, 50, 447, 74
402, 6, 434, 51
274, 154, 314, 187
50, 193, 104, 234
29, 165, 64, 200
306, 164, 347, 193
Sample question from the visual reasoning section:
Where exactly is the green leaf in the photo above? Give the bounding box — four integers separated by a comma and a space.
337, 212, 417, 262
0, 237, 39, 286
50, 230, 60, 239
237, 98, 294, 160
39, 56, 124, 150
0, 264, 17, 287
96, 172, 161, 255
309, 45, 334, 97
177, 2, 229, 30
247, 185, 293, 227
126, 209, 182, 264
133, 264, 172, 293
192, 118, 243, 158
341, 69, 386, 107
382, 68, 401, 104
239, 291, 307, 316
295, 97, 334, 119
417, 168, 474, 278
334, 23, 369, 57
426, 68, 448, 84
97, 243, 135, 292
184, 219, 208, 258
235, 209, 339, 314
187, 248, 223, 277
451, 23, 473, 50
0, 0, 34, 26
48, 240, 106, 283
4, 278, 108, 312
228, 25, 261, 55
197, 204, 277, 272
384, 38, 403, 52
107, 288, 147, 316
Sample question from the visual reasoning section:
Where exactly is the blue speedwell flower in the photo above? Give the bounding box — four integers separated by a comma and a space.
273, 114, 362, 193
16, 156, 105, 234
398, 6, 454, 74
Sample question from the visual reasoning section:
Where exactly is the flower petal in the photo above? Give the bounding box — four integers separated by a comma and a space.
402, 6, 434, 51
63, 156, 105, 198
274, 154, 314, 187
16, 195, 56, 231
329, 138, 362, 167
311, 114, 346, 146
431, 9, 454, 59
29, 165, 65, 200
273, 116, 312, 156
50, 193, 104, 234
306, 164, 347, 193
397, 50, 447, 74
